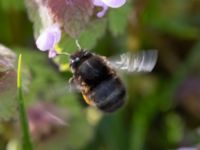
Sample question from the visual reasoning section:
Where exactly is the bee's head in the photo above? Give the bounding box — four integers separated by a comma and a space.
70, 49, 93, 72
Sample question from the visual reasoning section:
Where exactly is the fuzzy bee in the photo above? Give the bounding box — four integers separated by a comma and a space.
69, 49, 158, 113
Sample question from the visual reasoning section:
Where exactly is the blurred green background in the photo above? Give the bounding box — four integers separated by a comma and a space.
0, 0, 200, 150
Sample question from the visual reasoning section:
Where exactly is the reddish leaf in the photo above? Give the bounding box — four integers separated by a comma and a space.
26, 0, 94, 38
0, 44, 17, 121
0, 44, 16, 72
43, 0, 94, 37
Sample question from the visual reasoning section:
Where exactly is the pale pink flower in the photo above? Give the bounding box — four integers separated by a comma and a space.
36, 24, 61, 58
93, 0, 126, 17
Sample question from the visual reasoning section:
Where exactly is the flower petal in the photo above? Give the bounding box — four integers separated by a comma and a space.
93, 0, 109, 17
50, 24, 61, 43
97, 6, 108, 17
36, 31, 55, 51
36, 24, 61, 51
101, 0, 126, 8
48, 49, 57, 58
93, 0, 105, 6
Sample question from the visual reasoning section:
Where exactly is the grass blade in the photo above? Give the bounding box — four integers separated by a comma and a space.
17, 54, 33, 150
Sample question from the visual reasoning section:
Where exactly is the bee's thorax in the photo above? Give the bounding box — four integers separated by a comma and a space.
70, 49, 93, 71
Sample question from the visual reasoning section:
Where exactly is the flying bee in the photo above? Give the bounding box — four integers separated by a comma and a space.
68, 48, 158, 113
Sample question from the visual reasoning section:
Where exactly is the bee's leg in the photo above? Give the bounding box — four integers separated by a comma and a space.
68, 77, 74, 84
69, 76, 80, 91
69, 77, 75, 90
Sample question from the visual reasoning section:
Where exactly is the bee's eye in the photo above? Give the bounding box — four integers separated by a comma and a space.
75, 57, 80, 62
71, 60, 75, 63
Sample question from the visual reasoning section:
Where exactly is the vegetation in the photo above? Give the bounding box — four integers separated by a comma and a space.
0, 0, 200, 149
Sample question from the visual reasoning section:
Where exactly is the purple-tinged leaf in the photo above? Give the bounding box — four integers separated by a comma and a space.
44, 0, 94, 37
26, 0, 94, 38
25, 0, 58, 38
0, 44, 17, 121
0, 44, 16, 72
28, 102, 68, 141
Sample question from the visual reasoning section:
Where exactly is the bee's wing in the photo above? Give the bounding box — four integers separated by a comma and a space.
108, 50, 158, 73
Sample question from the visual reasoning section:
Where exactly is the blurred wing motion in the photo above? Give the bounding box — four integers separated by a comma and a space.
109, 50, 158, 73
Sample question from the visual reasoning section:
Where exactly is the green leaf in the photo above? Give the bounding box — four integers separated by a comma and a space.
59, 18, 107, 53
108, 2, 132, 36
16, 49, 65, 103
78, 18, 107, 49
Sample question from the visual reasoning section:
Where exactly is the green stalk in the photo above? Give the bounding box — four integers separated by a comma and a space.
17, 54, 33, 150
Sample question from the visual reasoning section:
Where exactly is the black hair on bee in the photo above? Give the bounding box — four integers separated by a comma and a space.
69, 49, 126, 112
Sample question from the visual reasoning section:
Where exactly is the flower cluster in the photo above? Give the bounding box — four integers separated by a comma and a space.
36, 0, 126, 58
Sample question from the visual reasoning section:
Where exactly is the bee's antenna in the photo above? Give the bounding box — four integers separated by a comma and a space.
75, 39, 81, 50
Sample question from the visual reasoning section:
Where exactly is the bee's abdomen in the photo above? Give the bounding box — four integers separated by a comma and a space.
78, 56, 112, 87
91, 77, 126, 112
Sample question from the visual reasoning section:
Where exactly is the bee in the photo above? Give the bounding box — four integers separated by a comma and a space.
68, 49, 158, 113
